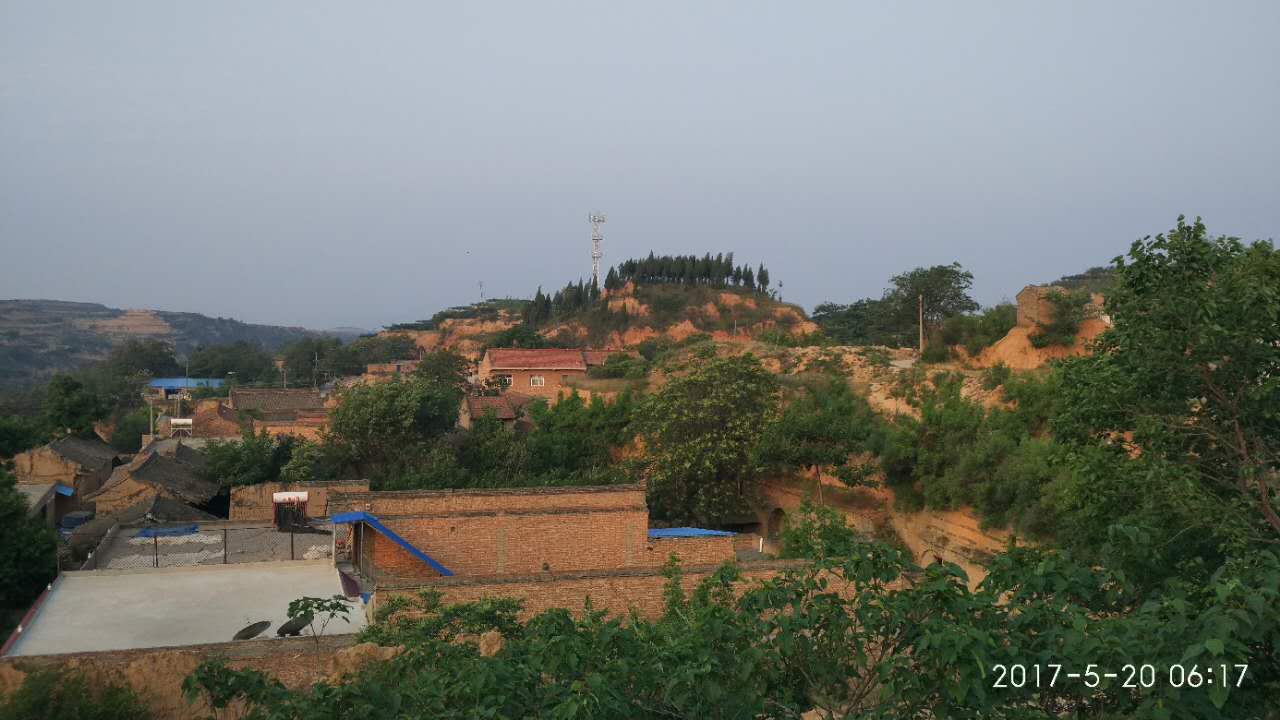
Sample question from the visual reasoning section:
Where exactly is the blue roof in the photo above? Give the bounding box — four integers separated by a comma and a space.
147, 378, 225, 389
647, 527, 735, 538
328, 511, 453, 576
54, 484, 74, 497
135, 524, 199, 538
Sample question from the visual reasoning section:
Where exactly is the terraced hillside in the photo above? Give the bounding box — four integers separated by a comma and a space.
0, 299, 322, 388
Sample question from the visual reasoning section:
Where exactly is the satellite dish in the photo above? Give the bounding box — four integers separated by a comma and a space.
233, 620, 271, 641
276, 614, 312, 637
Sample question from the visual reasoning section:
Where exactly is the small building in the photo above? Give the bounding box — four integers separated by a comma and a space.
11, 437, 120, 520
16, 482, 75, 525
457, 393, 535, 430
229, 388, 329, 440
228, 388, 325, 418
364, 360, 420, 383
85, 444, 218, 516
189, 399, 244, 438
476, 348, 630, 398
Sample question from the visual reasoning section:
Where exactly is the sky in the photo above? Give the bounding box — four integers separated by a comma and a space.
2, 1, 1278, 330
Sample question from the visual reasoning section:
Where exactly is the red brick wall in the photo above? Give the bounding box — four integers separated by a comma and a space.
230, 481, 370, 521
375, 561, 802, 621
366, 507, 650, 579
330, 484, 645, 517
648, 535, 736, 566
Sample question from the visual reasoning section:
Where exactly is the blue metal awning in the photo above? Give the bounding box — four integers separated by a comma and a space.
53, 484, 74, 497
647, 527, 735, 538
328, 511, 453, 576
147, 378, 225, 390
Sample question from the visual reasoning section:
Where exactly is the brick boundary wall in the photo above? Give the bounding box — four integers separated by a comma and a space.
374, 559, 807, 621
0, 635, 357, 720
648, 535, 736, 566
329, 483, 645, 517
230, 481, 370, 521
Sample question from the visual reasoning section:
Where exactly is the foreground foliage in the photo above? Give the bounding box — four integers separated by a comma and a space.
183, 540, 1280, 719
0, 668, 150, 720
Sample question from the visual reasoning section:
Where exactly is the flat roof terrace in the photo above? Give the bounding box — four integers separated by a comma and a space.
5, 561, 365, 657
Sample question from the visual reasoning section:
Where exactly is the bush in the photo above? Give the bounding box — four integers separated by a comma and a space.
779, 501, 863, 560
0, 668, 150, 720
586, 353, 649, 380
920, 337, 950, 364
979, 362, 1011, 390
1028, 290, 1091, 348
940, 304, 1017, 356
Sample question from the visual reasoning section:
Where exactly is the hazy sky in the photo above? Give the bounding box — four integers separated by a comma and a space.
3, 2, 1277, 330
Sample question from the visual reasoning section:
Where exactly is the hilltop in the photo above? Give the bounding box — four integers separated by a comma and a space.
0, 299, 333, 388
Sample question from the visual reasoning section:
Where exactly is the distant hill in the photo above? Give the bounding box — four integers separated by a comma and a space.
0, 299, 328, 388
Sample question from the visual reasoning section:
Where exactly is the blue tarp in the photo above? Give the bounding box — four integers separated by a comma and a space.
147, 377, 224, 390
328, 511, 453, 576
134, 524, 199, 538
53, 484, 74, 497
647, 527, 735, 538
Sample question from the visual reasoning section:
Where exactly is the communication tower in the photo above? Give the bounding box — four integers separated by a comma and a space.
588, 212, 607, 286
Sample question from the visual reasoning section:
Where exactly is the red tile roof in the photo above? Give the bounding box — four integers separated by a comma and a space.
485, 349, 587, 371
465, 393, 535, 421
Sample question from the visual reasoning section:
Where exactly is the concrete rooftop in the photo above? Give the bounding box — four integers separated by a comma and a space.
5, 560, 365, 657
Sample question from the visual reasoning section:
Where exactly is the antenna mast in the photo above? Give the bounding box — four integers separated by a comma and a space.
588, 211, 607, 286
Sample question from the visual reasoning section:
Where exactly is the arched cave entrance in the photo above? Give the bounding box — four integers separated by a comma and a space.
767, 508, 787, 542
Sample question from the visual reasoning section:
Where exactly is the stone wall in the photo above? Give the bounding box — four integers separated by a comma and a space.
229, 481, 371, 521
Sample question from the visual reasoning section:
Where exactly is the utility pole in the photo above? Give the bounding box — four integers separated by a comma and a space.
588, 212, 607, 287
918, 294, 925, 353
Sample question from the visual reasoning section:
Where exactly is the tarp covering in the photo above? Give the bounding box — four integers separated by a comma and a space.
647, 527, 735, 538
147, 378, 225, 390
54, 484, 75, 497
327, 511, 453, 576
134, 524, 199, 538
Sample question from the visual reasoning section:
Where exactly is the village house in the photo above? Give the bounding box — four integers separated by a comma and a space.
84, 442, 218, 516
11, 436, 120, 522
325, 483, 784, 620
228, 387, 329, 440
476, 348, 630, 398
457, 393, 535, 430
363, 360, 419, 383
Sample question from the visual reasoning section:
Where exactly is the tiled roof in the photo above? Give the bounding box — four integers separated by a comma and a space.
465, 392, 535, 421
90, 450, 219, 506
48, 436, 118, 468
485, 349, 587, 371
229, 388, 324, 414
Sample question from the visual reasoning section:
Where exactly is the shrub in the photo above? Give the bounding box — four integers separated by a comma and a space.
779, 501, 863, 560
920, 337, 950, 364
1028, 290, 1091, 348
0, 668, 150, 720
980, 362, 1011, 390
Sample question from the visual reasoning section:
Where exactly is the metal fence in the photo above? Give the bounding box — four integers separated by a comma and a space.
82, 522, 336, 571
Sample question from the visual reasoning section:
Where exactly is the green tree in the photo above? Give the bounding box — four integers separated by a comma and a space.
411, 349, 472, 391
887, 261, 979, 330
203, 429, 298, 487
635, 354, 778, 525
757, 375, 878, 495
0, 415, 42, 458
1055, 217, 1280, 537
41, 374, 104, 435
0, 468, 57, 636
326, 377, 459, 477
103, 339, 181, 378
107, 405, 151, 452
186, 341, 275, 383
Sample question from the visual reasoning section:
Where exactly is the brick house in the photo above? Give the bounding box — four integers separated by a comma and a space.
457, 393, 535, 430
325, 483, 769, 620
11, 436, 121, 521
364, 360, 420, 383
476, 348, 630, 398
228, 388, 329, 440
85, 442, 218, 516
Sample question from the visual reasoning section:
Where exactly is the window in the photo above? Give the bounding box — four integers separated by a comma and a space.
530, 375, 545, 387
498, 374, 513, 387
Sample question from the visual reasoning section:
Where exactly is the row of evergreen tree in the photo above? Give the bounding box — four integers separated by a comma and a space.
604, 252, 770, 292
524, 280, 598, 327
522, 252, 774, 327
